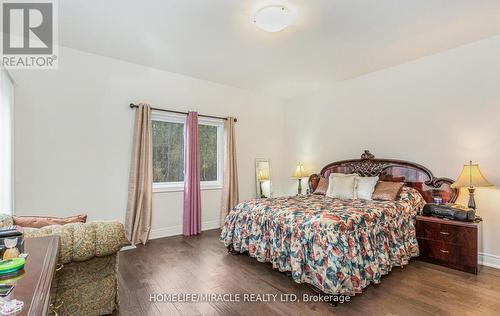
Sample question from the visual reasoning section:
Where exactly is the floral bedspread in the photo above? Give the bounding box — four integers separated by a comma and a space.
220, 187, 425, 296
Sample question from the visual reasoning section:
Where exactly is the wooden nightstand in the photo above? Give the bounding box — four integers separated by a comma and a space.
416, 215, 480, 274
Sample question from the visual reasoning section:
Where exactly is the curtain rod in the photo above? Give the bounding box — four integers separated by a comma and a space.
129, 103, 237, 122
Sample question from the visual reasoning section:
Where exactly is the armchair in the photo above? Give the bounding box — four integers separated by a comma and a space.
0, 214, 128, 315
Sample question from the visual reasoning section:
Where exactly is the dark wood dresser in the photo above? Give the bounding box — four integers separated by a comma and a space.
6, 236, 60, 315
416, 215, 479, 274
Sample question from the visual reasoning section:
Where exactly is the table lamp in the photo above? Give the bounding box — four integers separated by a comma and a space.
257, 169, 270, 198
451, 161, 493, 209
291, 162, 310, 195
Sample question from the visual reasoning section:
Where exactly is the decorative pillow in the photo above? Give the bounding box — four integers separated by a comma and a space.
313, 177, 329, 195
372, 181, 405, 201
327, 173, 357, 199
13, 214, 87, 229
355, 176, 379, 200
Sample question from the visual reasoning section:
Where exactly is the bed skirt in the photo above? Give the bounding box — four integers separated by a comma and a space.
220, 196, 421, 296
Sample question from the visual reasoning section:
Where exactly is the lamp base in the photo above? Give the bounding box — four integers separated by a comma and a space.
297, 179, 302, 195
259, 181, 266, 198
467, 187, 476, 210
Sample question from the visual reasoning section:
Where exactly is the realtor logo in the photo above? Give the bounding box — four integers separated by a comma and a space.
1, 0, 58, 69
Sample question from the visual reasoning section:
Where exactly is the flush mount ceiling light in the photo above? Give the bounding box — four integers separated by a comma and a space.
252, 5, 295, 32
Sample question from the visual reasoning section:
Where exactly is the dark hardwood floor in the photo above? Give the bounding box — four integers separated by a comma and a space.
115, 229, 500, 316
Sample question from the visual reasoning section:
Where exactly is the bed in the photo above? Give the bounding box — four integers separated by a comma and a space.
220, 151, 457, 296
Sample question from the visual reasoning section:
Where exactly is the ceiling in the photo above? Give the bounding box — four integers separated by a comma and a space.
59, 0, 500, 98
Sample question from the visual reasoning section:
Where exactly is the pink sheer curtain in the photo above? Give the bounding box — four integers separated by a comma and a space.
183, 112, 202, 236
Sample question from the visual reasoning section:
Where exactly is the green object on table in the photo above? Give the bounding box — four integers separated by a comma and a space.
0, 258, 25, 275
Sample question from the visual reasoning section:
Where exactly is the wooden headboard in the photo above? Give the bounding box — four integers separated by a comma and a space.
308, 150, 457, 203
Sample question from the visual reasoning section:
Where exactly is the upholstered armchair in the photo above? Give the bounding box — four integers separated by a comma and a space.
0, 214, 128, 316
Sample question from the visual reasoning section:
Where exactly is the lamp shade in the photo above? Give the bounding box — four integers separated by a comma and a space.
451, 161, 493, 188
257, 169, 269, 181
291, 163, 309, 179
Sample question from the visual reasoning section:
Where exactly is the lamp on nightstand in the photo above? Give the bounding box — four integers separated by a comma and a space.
451, 161, 493, 209
257, 169, 270, 198
291, 162, 310, 195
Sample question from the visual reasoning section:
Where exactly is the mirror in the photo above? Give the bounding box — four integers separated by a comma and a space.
255, 158, 272, 198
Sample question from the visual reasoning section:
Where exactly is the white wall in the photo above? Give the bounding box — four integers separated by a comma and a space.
9, 47, 287, 237
285, 36, 500, 267
0, 68, 14, 214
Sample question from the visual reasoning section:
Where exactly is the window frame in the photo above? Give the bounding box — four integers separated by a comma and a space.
151, 111, 224, 193
197, 116, 224, 190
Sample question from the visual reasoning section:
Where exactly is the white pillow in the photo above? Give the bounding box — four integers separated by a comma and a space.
327, 173, 357, 199
355, 176, 379, 200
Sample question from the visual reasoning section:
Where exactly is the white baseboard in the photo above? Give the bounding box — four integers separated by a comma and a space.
201, 219, 221, 231
121, 245, 137, 251
120, 220, 220, 251
149, 219, 220, 240
479, 252, 500, 269
149, 225, 183, 239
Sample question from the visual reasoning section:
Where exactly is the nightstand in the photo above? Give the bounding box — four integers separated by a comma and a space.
416, 215, 480, 274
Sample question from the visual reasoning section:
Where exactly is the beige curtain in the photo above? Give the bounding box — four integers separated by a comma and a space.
220, 117, 239, 226
125, 104, 152, 245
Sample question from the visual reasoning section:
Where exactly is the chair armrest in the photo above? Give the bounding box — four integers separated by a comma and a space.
23, 221, 128, 264
0, 214, 13, 227
92, 221, 128, 257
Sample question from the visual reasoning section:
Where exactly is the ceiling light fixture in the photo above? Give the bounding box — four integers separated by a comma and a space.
252, 5, 295, 33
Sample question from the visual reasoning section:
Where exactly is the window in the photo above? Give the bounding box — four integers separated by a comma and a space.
152, 117, 184, 184
152, 111, 224, 192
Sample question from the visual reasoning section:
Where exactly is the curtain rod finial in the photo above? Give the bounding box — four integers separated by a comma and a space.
129, 103, 136, 108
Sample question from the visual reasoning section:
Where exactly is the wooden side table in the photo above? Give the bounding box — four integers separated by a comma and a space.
6, 236, 60, 315
416, 215, 480, 274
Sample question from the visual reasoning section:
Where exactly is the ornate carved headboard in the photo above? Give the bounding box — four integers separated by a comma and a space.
308, 150, 457, 203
